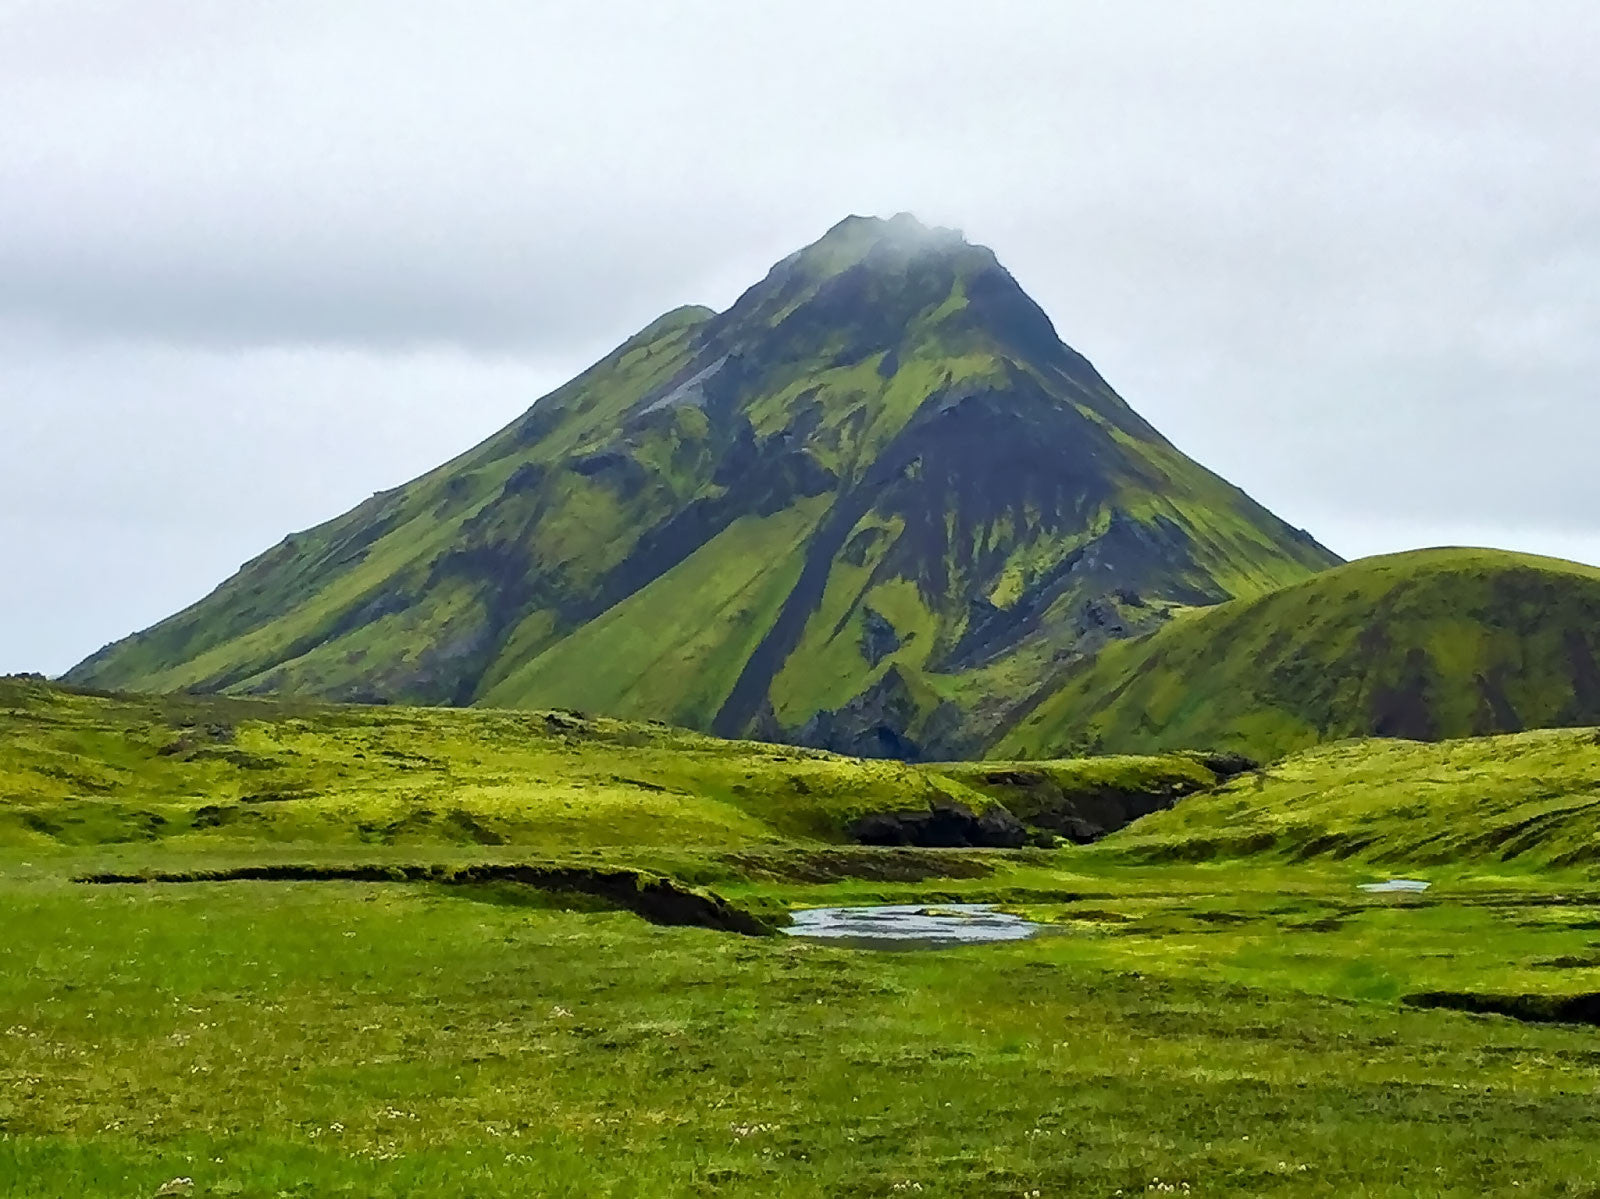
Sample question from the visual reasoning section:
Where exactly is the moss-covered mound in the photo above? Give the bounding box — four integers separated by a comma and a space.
0, 677, 1201, 853
1100, 725, 1600, 867
1001, 548, 1600, 762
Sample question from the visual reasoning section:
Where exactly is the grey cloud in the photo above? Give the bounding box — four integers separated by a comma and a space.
2, 0, 1598, 671
0, 332, 576, 673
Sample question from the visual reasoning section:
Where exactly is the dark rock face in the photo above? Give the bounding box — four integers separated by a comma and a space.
970, 763, 1235, 844
1182, 751, 1259, 780
1567, 629, 1600, 712
848, 798, 1028, 849
859, 608, 903, 667
798, 666, 925, 760
937, 515, 1202, 675
1370, 645, 1440, 741
792, 665, 985, 762
1021, 785, 1177, 844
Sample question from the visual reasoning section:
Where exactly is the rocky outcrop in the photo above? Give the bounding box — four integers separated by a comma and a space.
848, 797, 1029, 849
859, 608, 902, 667
954, 753, 1254, 844
797, 666, 927, 759
1000, 771, 1179, 843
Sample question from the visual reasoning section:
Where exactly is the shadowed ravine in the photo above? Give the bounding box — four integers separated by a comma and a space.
76, 862, 775, 936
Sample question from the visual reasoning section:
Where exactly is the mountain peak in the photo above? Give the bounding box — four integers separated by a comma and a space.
818, 210, 960, 245
711, 213, 1017, 361
794, 212, 975, 276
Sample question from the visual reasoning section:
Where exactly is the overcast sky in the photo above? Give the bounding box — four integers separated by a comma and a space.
3, 1, 1597, 675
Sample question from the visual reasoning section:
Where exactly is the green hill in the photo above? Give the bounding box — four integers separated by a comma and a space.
0, 676, 1214, 855
0, 676, 958, 852
1000, 548, 1600, 762
1101, 726, 1600, 868
66, 214, 1336, 757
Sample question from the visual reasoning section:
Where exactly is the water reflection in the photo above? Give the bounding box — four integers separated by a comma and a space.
1358, 879, 1431, 893
783, 903, 1038, 948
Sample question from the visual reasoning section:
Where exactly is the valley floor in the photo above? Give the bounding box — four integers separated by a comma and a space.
4, 848, 1600, 1197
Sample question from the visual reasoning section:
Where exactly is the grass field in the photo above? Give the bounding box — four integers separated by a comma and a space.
7, 854, 1600, 1197
9, 680, 1600, 1196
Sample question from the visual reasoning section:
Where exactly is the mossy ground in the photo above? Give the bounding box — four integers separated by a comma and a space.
0, 679, 998, 853
10, 682, 1600, 1195
7, 857, 1600, 1197
0, 678, 1204, 855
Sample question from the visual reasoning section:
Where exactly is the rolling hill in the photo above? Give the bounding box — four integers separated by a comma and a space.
12, 673, 1600, 873
1102, 725, 1600, 868
65, 214, 1336, 757
999, 548, 1600, 762
0, 676, 1220, 854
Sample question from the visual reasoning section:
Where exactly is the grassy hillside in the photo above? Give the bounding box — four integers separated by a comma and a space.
18, 675, 1600, 874
0, 678, 1215, 857
1001, 548, 1600, 761
67, 214, 1336, 758
1101, 725, 1600, 868
0, 678, 964, 853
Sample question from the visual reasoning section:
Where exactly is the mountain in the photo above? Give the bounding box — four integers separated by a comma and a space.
67, 213, 1338, 756
997, 548, 1600, 762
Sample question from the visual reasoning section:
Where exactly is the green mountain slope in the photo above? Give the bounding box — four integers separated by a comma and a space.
999, 548, 1600, 761
67, 214, 1337, 755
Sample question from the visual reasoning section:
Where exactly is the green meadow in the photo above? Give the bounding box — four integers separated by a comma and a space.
7, 679, 1600, 1196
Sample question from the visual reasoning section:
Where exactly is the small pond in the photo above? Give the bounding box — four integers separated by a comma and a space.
783, 903, 1038, 948
1359, 879, 1432, 894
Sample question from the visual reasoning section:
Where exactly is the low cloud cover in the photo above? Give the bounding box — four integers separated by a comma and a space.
4, 0, 1597, 673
